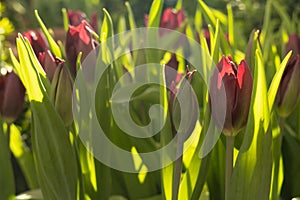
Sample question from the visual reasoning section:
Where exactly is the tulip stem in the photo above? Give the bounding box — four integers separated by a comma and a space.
225, 136, 234, 200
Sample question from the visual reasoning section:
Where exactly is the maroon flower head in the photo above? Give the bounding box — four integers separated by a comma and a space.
38, 50, 64, 82
277, 34, 300, 117
284, 33, 300, 59
210, 56, 253, 136
68, 10, 98, 32
277, 54, 300, 117
23, 30, 48, 57
160, 8, 186, 30
0, 72, 25, 123
65, 20, 99, 75
144, 8, 186, 30
68, 10, 87, 26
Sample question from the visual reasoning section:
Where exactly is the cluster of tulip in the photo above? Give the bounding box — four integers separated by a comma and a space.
1, 0, 300, 199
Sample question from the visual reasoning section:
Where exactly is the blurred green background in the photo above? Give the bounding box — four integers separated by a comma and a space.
2, 0, 300, 37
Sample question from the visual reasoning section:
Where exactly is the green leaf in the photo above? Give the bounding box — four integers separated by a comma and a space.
125, 2, 138, 66
16, 35, 78, 199
198, 0, 216, 26
9, 124, 39, 189
227, 4, 234, 47
62, 8, 69, 32
206, 138, 225, 200
211, 20, 220, 64
281, 133, 300, 199
147, 0, 163, 27
194, 4, 202, 32
267, 51, 292, 111
178, 107, 211, 200
229, 46, 272, 200
125, 2, 137, 30
175, 0, 183, 10
0, 123, 15, 200
35, 10, 62, 58
197, 0, 232, 56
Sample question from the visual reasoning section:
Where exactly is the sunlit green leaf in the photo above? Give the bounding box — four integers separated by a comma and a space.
35, 10, 62, 58
147, 0, 163, 27
267, 51, 292, 111
0, 122, 15, 200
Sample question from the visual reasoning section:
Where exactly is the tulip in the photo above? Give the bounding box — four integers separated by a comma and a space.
210, 56, 253, 136
284, 33, 300, 59
277, 56, 300, 117
170, 67, 198, 140
0, 72, 25, 123
276, 33, 300, 117
67, 10, 87, 26
65, 20, 99, 75
23, 30, 48, 57
160, 8, 186, 30
68, 10, 98, 32
144, 8, 186, 30
50, 62, 74, 127
38, 50, 61, 82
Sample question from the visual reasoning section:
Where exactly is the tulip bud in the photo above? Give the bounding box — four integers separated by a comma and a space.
50, 62, 74, 127
144, 8, 186, 30
210, 56, 253, 136
165, 54, 180, 88
38, 50, 59, 82
68, 10, 98, 32
0, 72, 25, 123
170, 67, 198, 140
65, 20, 99, 75
284, 33, 300, 59
160, 8, 186, 30
67, 10, 87, 26
277, 55, 300, 117
23, 30, 48, 57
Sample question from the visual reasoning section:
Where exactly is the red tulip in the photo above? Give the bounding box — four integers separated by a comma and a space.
65, 20, 99, 75
277, 34, 300, 117
144, 8, 186, 30
160, 8, 186, 30
23, 30, 48, 57
67, 10, 87, 26
67, 10, 98, 32
0, 72, 25, 123
284, 33, 300, 59
210, 56, 253, 136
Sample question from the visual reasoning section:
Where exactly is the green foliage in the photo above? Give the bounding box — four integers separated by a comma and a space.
3, 0, 300, 199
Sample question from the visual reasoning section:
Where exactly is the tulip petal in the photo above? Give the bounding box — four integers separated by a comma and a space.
233, 60, 253, 130
1, 73, 25, 123
278, 56, 300, 117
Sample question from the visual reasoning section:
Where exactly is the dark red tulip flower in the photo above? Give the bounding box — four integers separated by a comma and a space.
68, 10, 98, 32
277, 34, 300, 117
38, 50, 64, 82
160, 8, 186, 30
284, 33, 300, 59
67, 10, 87, 26
210, 56, 253, 136
23, 30, 48, 57
144, 8, 186, 30
65, 20, 99, 75
0, 72, 25, 123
